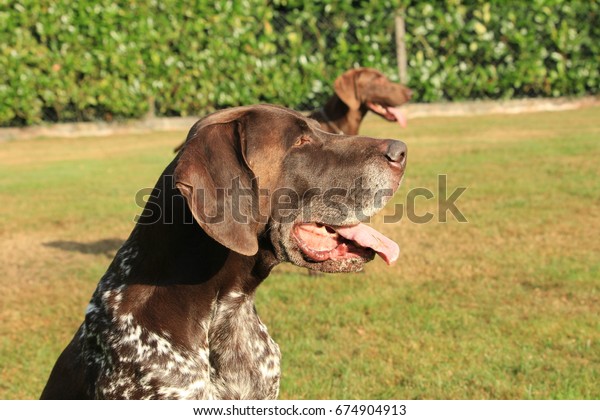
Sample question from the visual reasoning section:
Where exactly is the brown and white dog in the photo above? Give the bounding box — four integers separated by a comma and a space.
41, 104, 406, 399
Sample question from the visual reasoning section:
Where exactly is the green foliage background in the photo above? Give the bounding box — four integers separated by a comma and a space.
1, 0, 598, 126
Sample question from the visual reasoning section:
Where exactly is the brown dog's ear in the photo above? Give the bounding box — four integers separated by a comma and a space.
174, 118, 260, 256
333, 69, 361, 110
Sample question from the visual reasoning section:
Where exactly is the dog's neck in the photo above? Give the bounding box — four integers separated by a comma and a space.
131, 165, 277, 281
318, 95, 368, 135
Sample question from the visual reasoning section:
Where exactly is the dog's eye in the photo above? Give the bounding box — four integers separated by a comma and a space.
293, 136, 312, 147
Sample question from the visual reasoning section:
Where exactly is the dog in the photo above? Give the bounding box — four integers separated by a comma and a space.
41, 104, 407, 399
309, 67, 412, 135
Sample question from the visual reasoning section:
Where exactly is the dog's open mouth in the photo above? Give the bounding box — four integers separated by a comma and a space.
366, 102, 407, 128
292, 222, 399, 265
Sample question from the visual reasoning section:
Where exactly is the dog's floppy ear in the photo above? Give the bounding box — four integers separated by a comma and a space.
174, 116, 260, 256
333, 69, 361, 110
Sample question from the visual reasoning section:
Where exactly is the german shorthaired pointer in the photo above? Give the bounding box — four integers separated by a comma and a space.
309, 67, 412, 135
41, 104, 407, 399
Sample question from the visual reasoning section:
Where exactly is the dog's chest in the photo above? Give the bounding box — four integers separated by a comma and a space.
84, 285, 280, 399
207, 292, 281, 399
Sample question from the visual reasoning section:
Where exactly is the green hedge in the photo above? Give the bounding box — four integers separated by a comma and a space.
405, 1, 599, 102
0, 0, 598, 126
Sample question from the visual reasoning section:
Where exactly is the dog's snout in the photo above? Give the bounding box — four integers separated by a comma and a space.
405, 88, 413, 100
384, 140, 407, 167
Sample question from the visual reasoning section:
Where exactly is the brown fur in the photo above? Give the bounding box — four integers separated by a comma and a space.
309, 67, 412, 135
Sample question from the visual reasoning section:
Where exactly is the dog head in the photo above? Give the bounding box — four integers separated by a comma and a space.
334, 67, 412, 127
174, 104, 407, 272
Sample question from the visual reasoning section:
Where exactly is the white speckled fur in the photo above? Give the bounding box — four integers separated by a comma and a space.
81, 243, 280, 399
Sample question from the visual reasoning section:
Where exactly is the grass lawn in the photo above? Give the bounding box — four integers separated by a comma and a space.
0, 106, 599, 399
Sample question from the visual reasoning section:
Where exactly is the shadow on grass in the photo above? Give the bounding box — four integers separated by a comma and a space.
44, 238, 124, 258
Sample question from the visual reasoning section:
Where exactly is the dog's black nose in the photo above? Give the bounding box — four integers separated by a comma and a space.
385, 140, 407, 167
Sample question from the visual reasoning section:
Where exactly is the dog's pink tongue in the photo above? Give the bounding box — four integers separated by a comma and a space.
336, 223, 400, 265
387, 106, 407, 128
